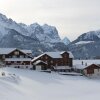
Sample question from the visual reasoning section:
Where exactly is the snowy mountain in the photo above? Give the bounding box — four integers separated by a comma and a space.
19, 23, 61, 43
0, 13, 29, 36
62, 37, 70, 45
0, 13, 68, 56
72, 30, 100, 44
68, 30, 100, 59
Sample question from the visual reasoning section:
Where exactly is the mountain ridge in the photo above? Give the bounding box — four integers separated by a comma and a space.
0, 13, 68, 56
68, 30, 100, 59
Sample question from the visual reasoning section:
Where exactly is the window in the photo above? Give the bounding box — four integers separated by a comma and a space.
2, 55, 5, 59
13, 55, 17, 58
20, 55, 24, 58
14, 61, 17, 64
56, 64, 57, 66
51, 60, 53, 64
45, 56, 48, 59
26, 66, 28, 68
8, 61, 11, 63
45, 61, 48, 64
25, 55, 28, 58
9, 56, 11, 58
14, 51, 19, 55
21, 61, 23, 64
64, 55, 67, 57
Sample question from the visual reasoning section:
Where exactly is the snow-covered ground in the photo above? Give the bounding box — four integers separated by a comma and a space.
75, 41, 94, 45
74, 59, 100, 66
0, 67, 100, 100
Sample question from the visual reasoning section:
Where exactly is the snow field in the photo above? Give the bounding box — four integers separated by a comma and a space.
0, 67, 100, 100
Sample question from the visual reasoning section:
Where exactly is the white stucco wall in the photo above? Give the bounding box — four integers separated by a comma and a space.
36, 65, 41, 70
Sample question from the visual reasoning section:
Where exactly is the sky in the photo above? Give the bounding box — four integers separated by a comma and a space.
0, 0, 100, 41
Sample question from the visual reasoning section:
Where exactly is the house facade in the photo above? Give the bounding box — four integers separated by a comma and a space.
74, 64, 100, 77
31, 51, 74, 71
83, 64, 100, 77
0, 48, 33, 69
33, 60, 48, 70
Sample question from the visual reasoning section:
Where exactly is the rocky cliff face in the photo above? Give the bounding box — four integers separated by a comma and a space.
0, 13, 68, 56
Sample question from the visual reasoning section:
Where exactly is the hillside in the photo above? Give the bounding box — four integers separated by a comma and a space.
0, 67, 100, 100
68, 30, 100, 59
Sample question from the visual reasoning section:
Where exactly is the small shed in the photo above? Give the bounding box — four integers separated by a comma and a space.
34, 60, 47, 70
83, 64, 100, 77
74, 64, 100, 77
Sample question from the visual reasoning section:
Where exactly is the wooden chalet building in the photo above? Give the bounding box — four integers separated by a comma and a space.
31, 51, 74, 71
83, 64, 100, 77
0, 48, 33, 69
74, 64, 100, 77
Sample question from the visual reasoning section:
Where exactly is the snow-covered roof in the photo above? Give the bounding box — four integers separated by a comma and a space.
31, 53, 46, 62
45, 51, 74, 58
0, 48, 16, 54
45, 52, 62, 58
74, 64, 100, 69
32, 51, 73, 62
34, 60, 47, 65
67, 51, 74, 58
0, 48, 32, 55
60, 51, 74, 58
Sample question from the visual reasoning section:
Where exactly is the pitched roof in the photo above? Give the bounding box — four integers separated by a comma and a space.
74, 64, 100, 70
45, 52, 62, 58
31, 53, 51, 62
0, 48, 32, 55
31, 51, 74, 62
0, 48, 16, 54
84, 64, 100, 69
45, 51, 74, 58
67, 51, 74, 58
34, 60, 47, 65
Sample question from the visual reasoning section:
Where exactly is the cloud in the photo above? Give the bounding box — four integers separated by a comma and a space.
0, 0, 100, 41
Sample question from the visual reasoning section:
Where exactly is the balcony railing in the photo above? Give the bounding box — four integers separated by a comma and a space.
5, 58, 31, 61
